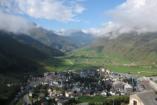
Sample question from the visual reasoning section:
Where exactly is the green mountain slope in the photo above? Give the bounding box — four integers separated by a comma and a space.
65, 32, 157, 76
0, 30, 65, 73
12, 34, 63, 57
91, 32, 157, 64
0, 32, 43, 73
0, 31, 63, 103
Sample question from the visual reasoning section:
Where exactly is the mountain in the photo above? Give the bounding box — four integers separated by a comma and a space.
58, 30, 94, 47
0, 30, 64, 73
12, 34, 63, 56
8, 27, 94, 52
0, 30, 65, 103
27, 27, 77, 52
64, 32, 157, 77
0, 31, 46, 73
89, 32, 157, 64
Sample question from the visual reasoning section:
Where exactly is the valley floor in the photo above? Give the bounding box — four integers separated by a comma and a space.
57, 49, 157, 77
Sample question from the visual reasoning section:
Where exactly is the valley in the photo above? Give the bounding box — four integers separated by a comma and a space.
1, 0, 157, 105
1, 29, 157, 105
63, 48, 157, 76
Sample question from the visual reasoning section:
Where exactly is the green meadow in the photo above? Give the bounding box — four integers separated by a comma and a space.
55, 48, 157, 76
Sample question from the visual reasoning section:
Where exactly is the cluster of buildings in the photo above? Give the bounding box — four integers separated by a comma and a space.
129, 77, 157, 105
17, 68, 138, 105
15, 68, 157, 105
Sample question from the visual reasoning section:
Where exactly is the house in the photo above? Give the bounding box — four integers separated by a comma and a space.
23, 94, 32, 105
129, 78, 157, 105
101, 91, 107, 96
77, 102, 88, 105
129, 90, 157, 105
98, 68, 111, 78
72, 86, 81, 93
57, 98, 69, 105
112, 81, 124, 92
80, 71, 87, 78
124, 83, 133, 94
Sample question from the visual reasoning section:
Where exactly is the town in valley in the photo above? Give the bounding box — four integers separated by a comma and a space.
11, 68, 157, 105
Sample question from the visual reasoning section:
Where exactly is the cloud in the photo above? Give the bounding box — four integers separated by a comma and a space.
0, 12, 35, 33
83, 22, 121, 37
87, 0, 157, 37
110, 0, 157, 32
0, 0, 85, 33
56, 29, 85, 36
0, 0, 85, 22
74, 4, 86, 14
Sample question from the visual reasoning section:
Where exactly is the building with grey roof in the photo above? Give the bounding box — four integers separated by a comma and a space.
129, 90, 157, 105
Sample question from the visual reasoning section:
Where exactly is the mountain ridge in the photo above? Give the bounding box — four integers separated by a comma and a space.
88, 32, 157, 64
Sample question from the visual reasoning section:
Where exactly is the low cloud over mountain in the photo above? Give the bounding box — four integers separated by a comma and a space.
0, 12, 35, 34
85, 0, 157, 37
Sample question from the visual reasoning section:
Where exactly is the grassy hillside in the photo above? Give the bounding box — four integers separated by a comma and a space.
12, 34, 63, 57
63, 32, 157, 76
92, 32, 157, 64
0, 33, 43, 73
78, 96, 129, 104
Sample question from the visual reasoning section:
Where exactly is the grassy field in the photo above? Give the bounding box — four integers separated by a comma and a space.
106, 65, 157, 76
57, 48, 157, 76
78, 96, 129, 105
78, 96, 107, 103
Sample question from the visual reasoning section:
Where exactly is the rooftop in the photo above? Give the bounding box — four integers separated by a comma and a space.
135, 90, 157, 105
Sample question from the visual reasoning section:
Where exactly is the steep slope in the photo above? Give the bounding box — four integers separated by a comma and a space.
0, 30, 64, 73
12, 34, 63, 56
65, 32, 157, 76
0, 31, 45, 103
0, 31, 64, 104
91, 32, 157, 64
0, 31, 46, 73
28, 27, 77, 52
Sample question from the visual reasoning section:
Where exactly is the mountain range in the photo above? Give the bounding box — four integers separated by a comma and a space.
27, 27, 94, 52
57, 30, 94, 48
0, 28, 94, 103
1, 26, 157, 103
0, 27, 94, 74
88, 32, 157, 64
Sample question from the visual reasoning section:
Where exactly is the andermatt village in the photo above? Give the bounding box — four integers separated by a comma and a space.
0, 0, 157, 105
